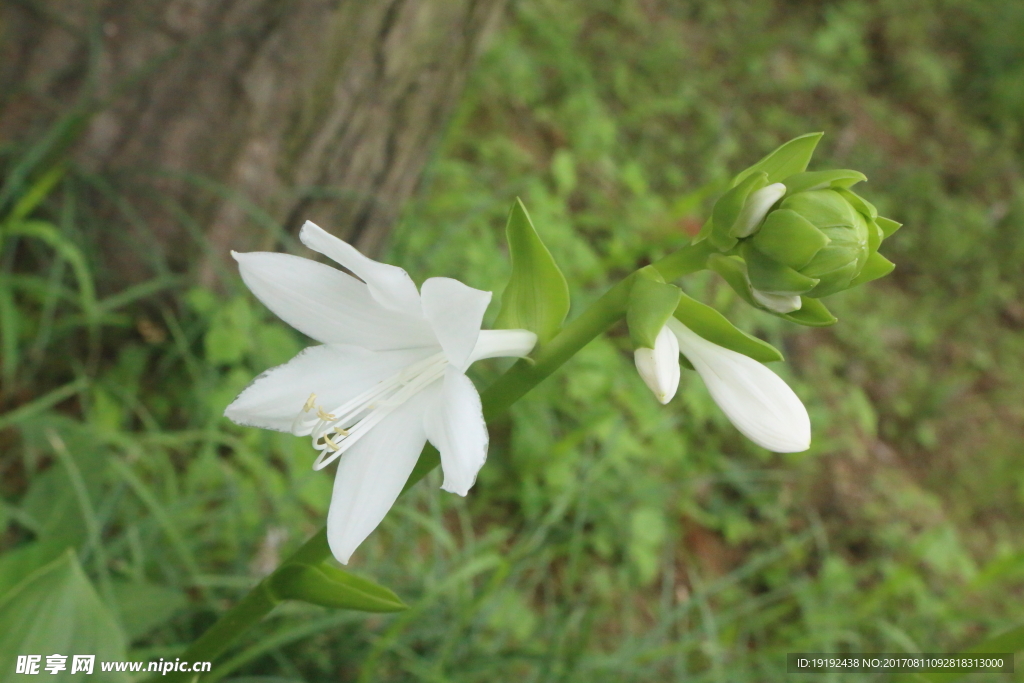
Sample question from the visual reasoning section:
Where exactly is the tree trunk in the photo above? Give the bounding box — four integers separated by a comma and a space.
0, 0, 505, 285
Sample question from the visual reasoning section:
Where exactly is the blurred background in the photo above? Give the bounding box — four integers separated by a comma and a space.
2, 0, 1024, 680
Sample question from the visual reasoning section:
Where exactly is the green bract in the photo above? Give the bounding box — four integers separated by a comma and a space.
494, 198, 570, 344
708, 254, 839, 327
673, 291, 783, 364
701, 134, 900, 323
626, 268, 681, 350
270, 562, 407, 613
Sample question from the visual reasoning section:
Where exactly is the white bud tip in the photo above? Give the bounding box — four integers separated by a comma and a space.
733, 183, 787, 238
752, 288, 803, 313
633, 325, 680, 404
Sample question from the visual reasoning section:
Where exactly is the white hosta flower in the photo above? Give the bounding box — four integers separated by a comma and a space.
633, 324, 680, 404
665, 318, 810, 452
224, 221, 537, 563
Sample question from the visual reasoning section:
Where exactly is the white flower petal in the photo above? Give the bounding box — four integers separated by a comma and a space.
299, 221, 423, 317
668, 318, 810, 452
232, 251, 434, 349
420, 277, 492, 372
634, 324, 680, 404
467, 329, 538, 364
326, 386, 436, 564
424, 367, 489, 496
224, 344, 436, 433
733, 182, 787, 237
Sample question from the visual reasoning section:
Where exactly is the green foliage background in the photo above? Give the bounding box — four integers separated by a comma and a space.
3, 0, 1024, 680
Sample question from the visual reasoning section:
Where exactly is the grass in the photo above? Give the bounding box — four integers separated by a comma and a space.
3, 0, 1024, 680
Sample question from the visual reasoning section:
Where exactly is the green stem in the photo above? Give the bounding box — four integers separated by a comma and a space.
152, 240, 711, 682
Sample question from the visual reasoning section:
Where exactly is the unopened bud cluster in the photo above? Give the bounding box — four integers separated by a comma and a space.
704, 139, 900, 316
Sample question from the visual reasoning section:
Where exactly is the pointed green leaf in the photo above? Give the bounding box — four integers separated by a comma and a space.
848, 251, 895, 288
733, 133, 824, 187
627, 271, 681, 349
494, 199, 570, 344
0, 550, 128, 682
782, 169, 867, 195
271, 562, 407, 613
4, 220, 98, 329
5, 165, 66, 225
675, 292, 782, 363
752, 209, 831, 269
876, 216, 902, 238
743, 243, 820, 294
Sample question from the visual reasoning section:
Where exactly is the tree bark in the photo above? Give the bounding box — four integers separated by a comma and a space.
0, 0, 505, 284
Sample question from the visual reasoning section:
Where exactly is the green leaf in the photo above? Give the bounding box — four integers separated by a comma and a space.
494, 198, 570, 344
848, 251, 896, 288
733, 132, 824, 187
0, 275, 18, 388
627, 271, 681, 349
781, 169, 866, 195
3, 220, 99, 340
751, 209, 831, 269
112, 580, 186, 641
876, 216, 902, 238
270, 562, 407, 613
0, 540, 68, 599
0, 550, 128, 683
674, 292, 783, 363
4, 164, 66, 225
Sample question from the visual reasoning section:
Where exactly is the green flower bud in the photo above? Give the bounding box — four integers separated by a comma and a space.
745, 179, 897, 301
700, 134, 901, 323
739, 172, 898, 307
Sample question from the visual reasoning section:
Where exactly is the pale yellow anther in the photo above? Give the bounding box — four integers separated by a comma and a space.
316, 406, 336, 421
303, 393, 317, 412
322, 433, 342, 451
337, 428, 350, 436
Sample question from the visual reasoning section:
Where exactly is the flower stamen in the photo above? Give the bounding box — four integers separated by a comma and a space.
296, 352, 449, 471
